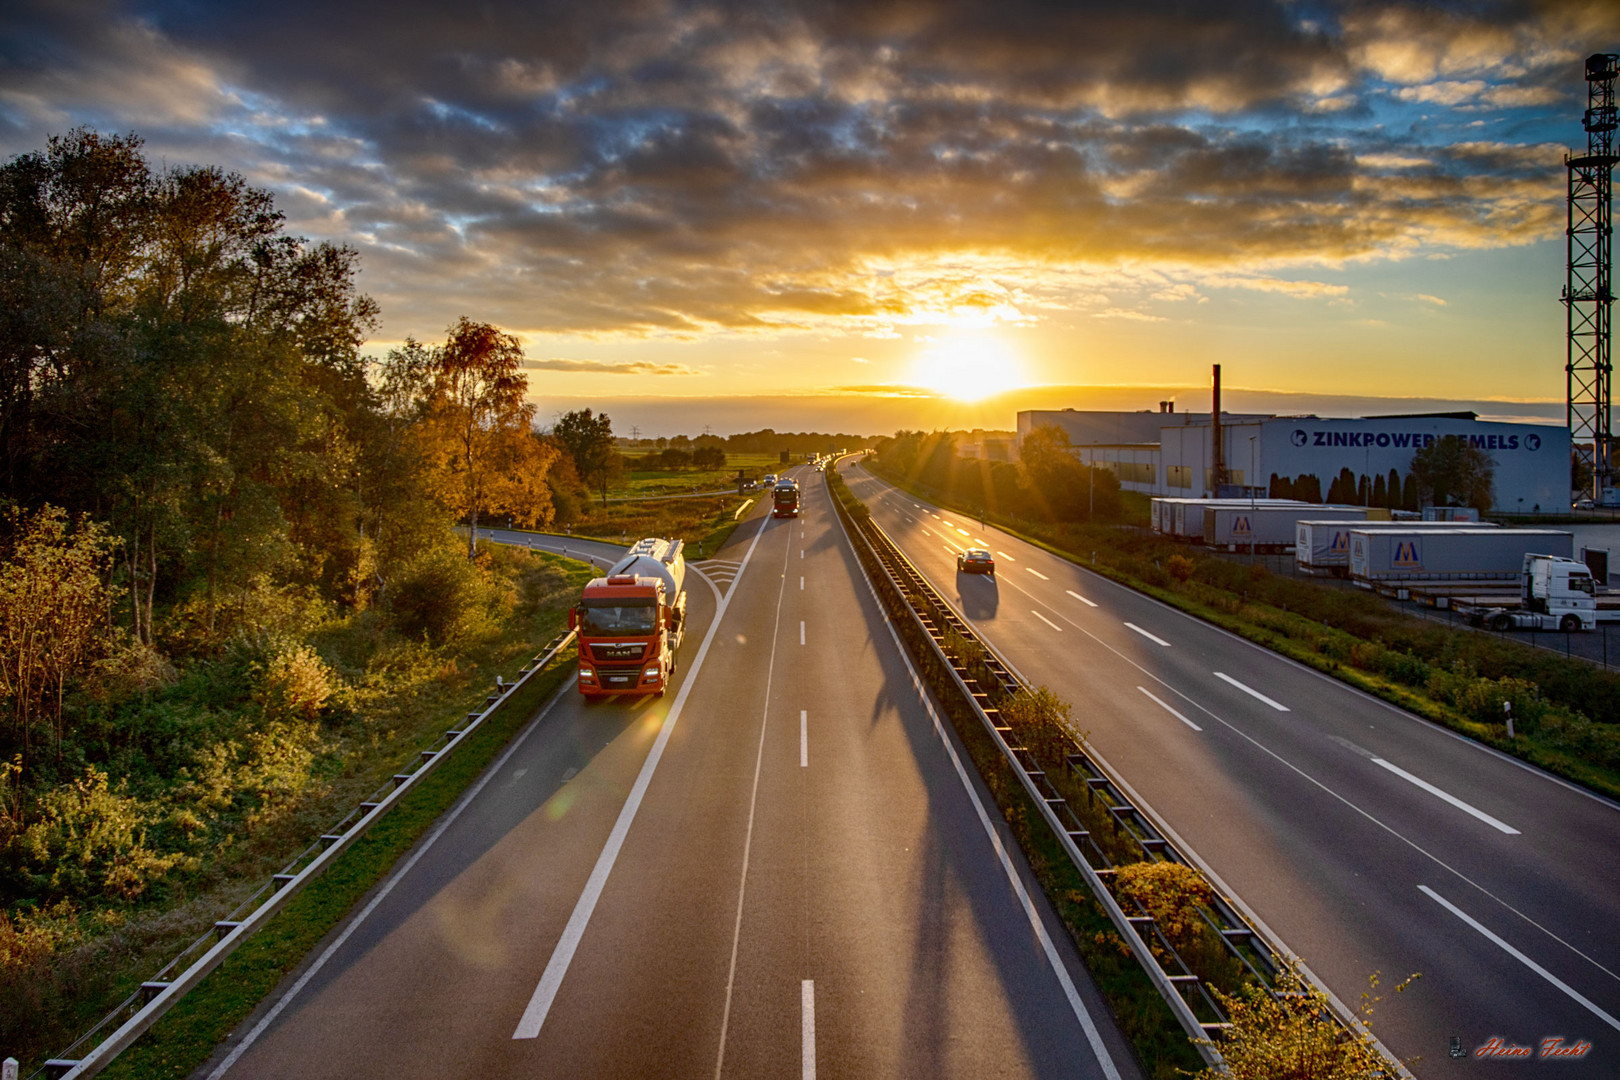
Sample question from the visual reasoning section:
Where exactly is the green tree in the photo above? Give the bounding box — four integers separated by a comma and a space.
553, 408, 621, 507
1410, 435, 1495, 513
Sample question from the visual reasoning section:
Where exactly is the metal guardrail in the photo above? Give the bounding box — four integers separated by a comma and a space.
834, 465, 1416, 1077
39, 630, 578, 1080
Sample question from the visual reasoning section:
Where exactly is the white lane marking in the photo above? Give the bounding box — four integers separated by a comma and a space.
802, 980, 816, 1080
714, 533, 799, 1078
1213, 671, 1290, 712
1124, 622, 1171, 647
839, 562, 1123, 1080
800, 710, 808, 768
1025, 567, 1049, 580
943, 544, 958, 556
1372, 759, 1520, 835
921, 528, 932, 537
513, 768, 528, 779
210, 683, 582, 1076
512, 514, 768, 1041
1138, 686, 1202, 731
1420, 886, 1620, 1033
1066, 589, 1098, 607
1032, 610, 1063, 632
800, 620, 805, 645
800, 549, 803, 559
996, 550, 1015, 561
956, 528, 970, 537
800, 576, 804, 590
912, 503, 921, 508
871, 501, 1620, 993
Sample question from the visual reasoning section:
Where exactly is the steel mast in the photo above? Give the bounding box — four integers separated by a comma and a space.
1566, 52, 1618, 503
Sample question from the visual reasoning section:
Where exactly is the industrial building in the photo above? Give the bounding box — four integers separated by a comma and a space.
1017, 406, 1572, 514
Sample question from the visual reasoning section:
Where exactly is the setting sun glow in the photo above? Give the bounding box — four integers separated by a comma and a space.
911, 335, 1028, 402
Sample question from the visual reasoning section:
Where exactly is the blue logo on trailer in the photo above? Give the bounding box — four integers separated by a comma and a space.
1393, 540, 1423, 568
1330, 530, 1350, 554
1233, 515, 1251, 536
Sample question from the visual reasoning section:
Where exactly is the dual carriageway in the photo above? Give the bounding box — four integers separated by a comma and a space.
191, 458, 1616, 1078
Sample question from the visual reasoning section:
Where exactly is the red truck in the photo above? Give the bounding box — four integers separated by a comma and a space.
569, 538, 687, 697
772, 479, 801, 518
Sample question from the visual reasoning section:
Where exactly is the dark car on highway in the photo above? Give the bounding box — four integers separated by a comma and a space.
957, 548, 995, 575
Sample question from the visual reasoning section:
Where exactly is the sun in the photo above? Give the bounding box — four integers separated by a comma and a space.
911, 333, 1027, 401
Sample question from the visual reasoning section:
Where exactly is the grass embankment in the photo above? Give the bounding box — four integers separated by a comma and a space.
861, 461, 1620, 803
2, 546, 595, 1073
824, 468, 1203, 1080
559, 452, 781, 557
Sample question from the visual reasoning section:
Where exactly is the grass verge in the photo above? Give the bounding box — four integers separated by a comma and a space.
859, 462, 1620, 804
98, 641, 576, 1079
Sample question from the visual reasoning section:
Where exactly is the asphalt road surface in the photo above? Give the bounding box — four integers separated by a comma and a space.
198, 465, 1139, 1080
844, 461, 1620, 1077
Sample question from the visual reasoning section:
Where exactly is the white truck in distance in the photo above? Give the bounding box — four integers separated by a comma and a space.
1459, 554, 1619, 632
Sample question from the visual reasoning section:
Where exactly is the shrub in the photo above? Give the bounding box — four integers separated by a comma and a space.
1166, 555, 1195, 582
14, 768, 191, 901
1193, 961, 1416, 1079
1114, 861, 1212, 950
258, 643, 335, 724
1000, 687, 1079, 767
387, 545, 499, 645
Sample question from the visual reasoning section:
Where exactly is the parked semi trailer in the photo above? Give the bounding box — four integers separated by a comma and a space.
1454, 553, 1620, 632
1347, 527, 1574, 591
1296, 518, 1497, 576
1203, 504, 1369, 551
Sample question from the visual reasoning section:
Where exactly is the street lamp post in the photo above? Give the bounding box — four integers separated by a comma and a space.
1248, 435, 1256, 561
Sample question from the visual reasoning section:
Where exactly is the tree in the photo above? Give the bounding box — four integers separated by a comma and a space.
0, 506, 117, 760
1409, 436, 1494, 513
416, 318, 554, 558
692, 445, 726, 471
553, 409, 621, 507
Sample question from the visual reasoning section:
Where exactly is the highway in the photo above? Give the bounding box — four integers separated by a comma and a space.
844, 460, 1620, 1075
198, 465, 1139, 1080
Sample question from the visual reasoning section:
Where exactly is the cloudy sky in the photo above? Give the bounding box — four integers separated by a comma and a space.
4, 0, 1617, 433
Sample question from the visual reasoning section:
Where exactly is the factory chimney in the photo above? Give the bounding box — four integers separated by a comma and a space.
1211, 364, 1226, 492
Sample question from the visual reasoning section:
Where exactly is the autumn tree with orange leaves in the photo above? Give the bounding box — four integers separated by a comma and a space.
410, 318, 558, 558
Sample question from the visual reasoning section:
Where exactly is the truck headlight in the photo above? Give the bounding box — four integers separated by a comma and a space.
644, 666, 661, 679
579, 667, 595, 680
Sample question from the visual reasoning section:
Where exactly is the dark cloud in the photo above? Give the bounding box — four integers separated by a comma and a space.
2, 0, 1614, 341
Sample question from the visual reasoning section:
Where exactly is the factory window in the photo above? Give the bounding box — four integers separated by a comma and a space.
1114, 462, 1155, 484
1167, 465, 1192, 489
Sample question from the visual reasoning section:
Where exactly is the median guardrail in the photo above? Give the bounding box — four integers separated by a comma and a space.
824, 461, 1401, 1073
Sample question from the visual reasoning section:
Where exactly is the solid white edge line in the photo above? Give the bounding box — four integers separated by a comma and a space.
833, 491, 1123, 1080
1372, 758, 1520, 835
1419, 885, 1620, 1033
800, 709, 808, 768
512, 515, 764, 1041
801, 979, 816, 1080
1025, 567, 1049, 580
1066, 589, 1098, 607
1213, 671, 1290, 712
1138, 686, 1202, 732
208, 681, 574, 1078
1031, 610, 1063, 632
1123, 622, 1171, 647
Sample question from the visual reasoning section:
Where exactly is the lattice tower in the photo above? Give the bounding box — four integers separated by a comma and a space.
1567, 52, 1619, 501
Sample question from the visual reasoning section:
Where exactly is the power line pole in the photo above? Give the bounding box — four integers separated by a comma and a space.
1567, 52, 1618, 504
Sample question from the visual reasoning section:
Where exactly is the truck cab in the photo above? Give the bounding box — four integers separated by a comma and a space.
1524, 553, 1596, 630
571, 538, 687, 697
772, 480, 801, 518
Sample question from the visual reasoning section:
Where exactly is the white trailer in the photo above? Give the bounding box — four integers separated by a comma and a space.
1203, 504, 1367, 551
1348, 528, 1574, 589
1296, 518, 1497, 576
